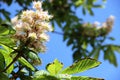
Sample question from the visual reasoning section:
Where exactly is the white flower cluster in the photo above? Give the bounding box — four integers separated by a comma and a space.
82, 15, 115, 36
11, 1, 53, 52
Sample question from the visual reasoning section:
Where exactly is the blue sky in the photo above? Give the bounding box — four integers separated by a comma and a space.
1, 0, 120, 80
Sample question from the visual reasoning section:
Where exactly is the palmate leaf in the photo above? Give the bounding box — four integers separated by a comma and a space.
18, 57, 35, 71
46, 59, 63, 75
61, 58, 101, 74
71, 76, 104, 80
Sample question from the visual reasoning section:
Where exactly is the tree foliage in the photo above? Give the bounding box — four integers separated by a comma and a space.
0, 0, 120, 80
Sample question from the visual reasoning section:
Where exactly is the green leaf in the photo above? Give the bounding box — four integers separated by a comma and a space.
102, 0, 107, 3
87, 8, 94, 16
0, 36, 15, 47
74, 0, 84, 7
71, 76, 104, 80
28, 52, 42, 65
34, 70, 49, 78
56, 74, 72, 79
93, 5, 104, 8
18, 57, 35, 71
109, 46, 117, 66
108, 37, 115, 41
103, 45, 117, 66
0, 53, 5, 71
82, 7, 86, 15
6, 56, 14, 74
61, 58, 101, 74
93, 48, 101, 59
46, 59, 63, 75
0, 9, 10, 20
111, 45, 120, 53
73, 50, 82, 62
33, 70, 58, 80
0, 44, 13, 53
0, 47, 14, 74
0, 26, 9, 36
67, 38, 73, 46
33, 75, 59, 80
0, 73, 9, 80
20, 76, 33, 80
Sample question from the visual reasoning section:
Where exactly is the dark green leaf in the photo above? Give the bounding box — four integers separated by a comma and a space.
6, 0, 13, 6
73, 50, 82, 62
93, 48, 101, 59
0, 73, 9, 80
109, 46, 117, 66
103, 45, 118, 66
0, 53, 5, 71
82, 7, 86, 15
87, 8, 94, 16
93, 5, 104, 8
67, 38, 73, 46
0, 9, 10, 20
108, 37, 115, 41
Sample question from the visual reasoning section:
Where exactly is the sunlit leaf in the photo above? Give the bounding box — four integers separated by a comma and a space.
0, 36, 15, 47
18, 57, 35, 71
61, 58, 101, 74
71, 76, 104, 80
74, 0, 84, 7
56, 74, 72, 79
34, 70, 49, 78
0, 46, 14, 74
33, 70, 58, 80
33, 75, 59, 80
46, 59, 63, 75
